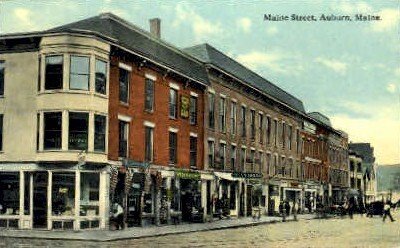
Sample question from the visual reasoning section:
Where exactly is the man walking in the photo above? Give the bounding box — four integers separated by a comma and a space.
383, 200, 395, 222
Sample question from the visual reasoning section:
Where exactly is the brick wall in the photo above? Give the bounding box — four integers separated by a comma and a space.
108, 55, 204, 170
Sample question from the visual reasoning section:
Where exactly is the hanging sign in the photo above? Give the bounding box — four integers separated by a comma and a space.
180, 95, 190, 118
176, 169, 200, 180
232, 172, 262, 179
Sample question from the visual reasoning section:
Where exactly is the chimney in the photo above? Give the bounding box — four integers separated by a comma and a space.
149, 18, 161, 38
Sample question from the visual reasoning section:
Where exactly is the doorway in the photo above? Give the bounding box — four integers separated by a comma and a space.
33, 172, 48, 228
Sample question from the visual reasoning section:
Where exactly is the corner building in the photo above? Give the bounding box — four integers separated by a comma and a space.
0, 31, 111, 230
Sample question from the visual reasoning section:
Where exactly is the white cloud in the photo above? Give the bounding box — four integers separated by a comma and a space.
236, 17, 252, 33
173, 3, 222, 41
236, 50, 303, 75
371, 8, 400, 32
315, 57, 348, 74
331, 102, 400, 165
266, 26, 278, 35
13, 8, 36, 31
333, 1, 373, 14
387, 83, 397, 93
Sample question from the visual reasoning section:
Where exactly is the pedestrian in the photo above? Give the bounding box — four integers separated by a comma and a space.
383, 200, 395, 222
111, 202, 124, 230
293, 200, 298, 221
285, 200, 291, 217
279, 201, 286, 222
348, 197, 355, 219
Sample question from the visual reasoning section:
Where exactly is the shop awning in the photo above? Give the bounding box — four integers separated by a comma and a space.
214, 172, 241, 181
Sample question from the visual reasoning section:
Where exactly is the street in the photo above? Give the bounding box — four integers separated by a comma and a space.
1, 212, 399, 248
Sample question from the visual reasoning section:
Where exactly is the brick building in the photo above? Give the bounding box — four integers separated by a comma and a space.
185, 44, 305, 216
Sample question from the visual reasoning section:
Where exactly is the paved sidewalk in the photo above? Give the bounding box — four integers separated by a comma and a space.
0, 214, 318, 242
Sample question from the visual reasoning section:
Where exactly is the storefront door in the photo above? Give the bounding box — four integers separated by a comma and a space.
246, 185, 253, 216
33, 172, 48, 229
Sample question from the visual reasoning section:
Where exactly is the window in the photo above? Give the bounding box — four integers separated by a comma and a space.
190, 137, 197, 168
119, 68, 130, 103
250, 150, 255, 172
240, 148, 246, 171
70, 56, 89, 90
118, 121, 129, 157
44, 112, 62, 150
219, 142, 226, 169
207, 140, 215, 168
282, 122, 286, 149
95, 59, 107, 94
241, 106, 246, 137
250, 110, 255, 140
0, 115, 3, 150
36, 113, 39, 150
274, 119, 278, 146
219, 97, 226, 132
266, 153, 272, 175
0, 61, 4, 96
189, 96, 197, 125
230, 101, 237, 135
297, 130, 301, 153
68, 112, 89, 150
208, 93, 215, 129
145, 127, 154, 162
0, 173, 19, 216
80, 173, 100, 217
258, 113, 263, 143
231, 145, 237, 171
94, 115, 106, 152
169, 132, 177, 164
169, 88, 178, 118
266, 116, 271, 144
52, 173, 75, 216
145, 78, 154, 111
258, 151, 263, 173
288, 125, 292, 150
45, 55, 63, 90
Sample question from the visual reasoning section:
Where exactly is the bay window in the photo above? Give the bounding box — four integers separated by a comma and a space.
44, 112, 62, 150
95, 59, 107, 94
70, 56, 89, 90
45, 55, 63, 90
68, 112, 89, 150
94, 115, 106, 152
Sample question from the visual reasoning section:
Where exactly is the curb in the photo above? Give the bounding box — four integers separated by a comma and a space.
0, 215, 327, 242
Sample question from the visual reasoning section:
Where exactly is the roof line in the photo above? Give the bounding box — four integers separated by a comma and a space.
207, 63, 305, 116
201, 43, 304, 104
99, 12, 204, 66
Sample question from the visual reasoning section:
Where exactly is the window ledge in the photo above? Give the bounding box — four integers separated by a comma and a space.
144, 109, 154, 114
119, 102, 129, 107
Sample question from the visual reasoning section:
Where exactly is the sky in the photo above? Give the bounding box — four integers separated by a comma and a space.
0, 0, 399, 165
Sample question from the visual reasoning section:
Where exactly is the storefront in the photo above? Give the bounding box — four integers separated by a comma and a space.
283, 184, 302, 214
232, 172, 263, 217
214, 172, 243, 217
0, 163, 108, 230
175, 169, 203, 223
268, 182, 280, 215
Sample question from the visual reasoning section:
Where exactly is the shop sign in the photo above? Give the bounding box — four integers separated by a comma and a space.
176, 169, 200, 180
232, 172, 262, 179
123, 159, 150, 169
180, 95, 190, 118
